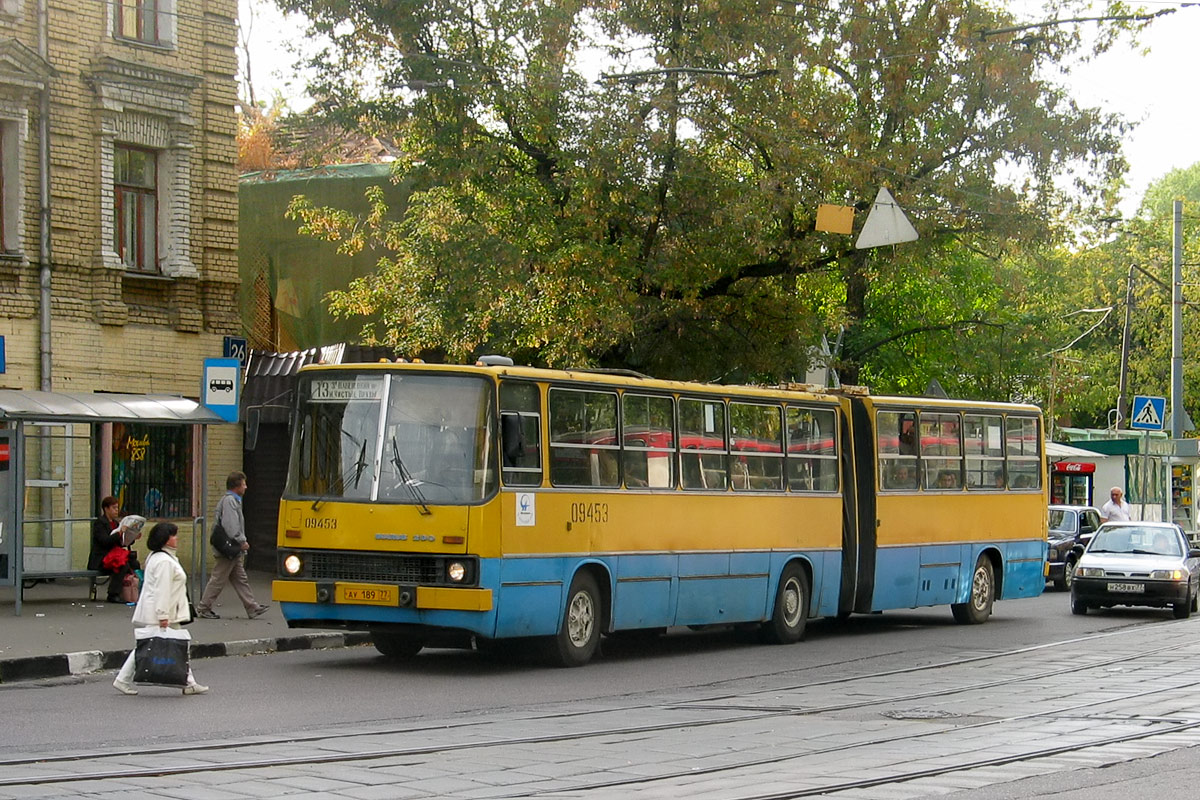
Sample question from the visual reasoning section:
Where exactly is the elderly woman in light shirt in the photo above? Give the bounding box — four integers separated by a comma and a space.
113, 522, 208, 696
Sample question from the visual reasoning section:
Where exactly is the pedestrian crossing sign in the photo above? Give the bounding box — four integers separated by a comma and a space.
1131, 395, 1166, 431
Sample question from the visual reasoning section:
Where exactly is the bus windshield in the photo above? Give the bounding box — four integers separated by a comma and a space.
287, 372, 497, 505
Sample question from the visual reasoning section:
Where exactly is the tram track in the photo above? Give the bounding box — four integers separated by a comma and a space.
1, 620, 1197, 792
519, 674, 1200, 796
0, 619, 1173, 773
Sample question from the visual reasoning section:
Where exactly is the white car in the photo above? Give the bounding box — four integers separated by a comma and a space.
1070, 521, 1200, 618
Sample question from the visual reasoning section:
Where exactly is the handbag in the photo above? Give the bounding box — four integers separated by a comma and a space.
120, 573, 140, 603
132, 627, 191, 686
209, 519, 242, 559
180, 589, 196, 626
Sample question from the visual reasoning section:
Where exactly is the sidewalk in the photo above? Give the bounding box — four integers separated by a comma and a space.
0, 569, 369, 683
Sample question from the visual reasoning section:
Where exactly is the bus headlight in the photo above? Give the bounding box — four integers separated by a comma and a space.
1078, 567, 1105, 578
1151, 569, 1186, 581
447, 561, 466, 582
283, 554, 303, 576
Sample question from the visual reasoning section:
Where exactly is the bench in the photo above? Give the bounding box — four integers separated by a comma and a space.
20, 570, 111, 600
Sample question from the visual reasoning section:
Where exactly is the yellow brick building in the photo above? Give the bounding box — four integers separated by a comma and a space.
0, 0, 241, 575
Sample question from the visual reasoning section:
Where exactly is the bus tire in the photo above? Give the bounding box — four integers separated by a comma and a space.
951, 556, 994, 625
761, 564, 809, 644
549, 572, 601, 667
372, 632, 424, 659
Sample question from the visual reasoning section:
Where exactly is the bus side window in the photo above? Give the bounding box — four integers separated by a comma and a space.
547, 387, 619, 488
500, 381, 543, 487
786, 406, 838, 493
679, 398, 728, 491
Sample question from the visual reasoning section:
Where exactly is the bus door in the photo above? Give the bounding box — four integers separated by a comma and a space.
841, 397, 877, 615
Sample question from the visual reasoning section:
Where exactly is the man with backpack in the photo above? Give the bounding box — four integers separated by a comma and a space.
194, 472, 270, 620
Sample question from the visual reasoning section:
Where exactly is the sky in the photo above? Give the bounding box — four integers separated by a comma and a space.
237, 0, 1200, 218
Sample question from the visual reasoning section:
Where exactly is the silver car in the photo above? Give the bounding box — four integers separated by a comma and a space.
1070, 521, 1200, 618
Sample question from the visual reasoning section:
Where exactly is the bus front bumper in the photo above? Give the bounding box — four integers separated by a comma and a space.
273, 580, 493, 612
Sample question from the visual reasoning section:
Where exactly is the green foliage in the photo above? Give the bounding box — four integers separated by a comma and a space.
280, 0, 1144, 399
1039, 161, 1200, 431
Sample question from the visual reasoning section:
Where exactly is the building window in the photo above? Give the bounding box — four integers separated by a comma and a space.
0, 136, 6, 253
114, 0, 171, 45
0, 115, 26, 256
110, 422, 193, 517
114, 145, 157, 272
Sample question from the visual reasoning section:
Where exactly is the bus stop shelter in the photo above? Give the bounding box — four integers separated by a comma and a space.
0, 390, 228, 615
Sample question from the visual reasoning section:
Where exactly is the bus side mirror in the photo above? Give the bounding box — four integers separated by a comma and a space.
501, 413, 525, 465
244, 407, 260, 452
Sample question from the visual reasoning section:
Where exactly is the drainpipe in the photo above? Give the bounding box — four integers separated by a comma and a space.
37, 0, 51, 390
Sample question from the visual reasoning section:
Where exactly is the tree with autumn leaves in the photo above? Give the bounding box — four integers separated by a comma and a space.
271, 0, 1154, 406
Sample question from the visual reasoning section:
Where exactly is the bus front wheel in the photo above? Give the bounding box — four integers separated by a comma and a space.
952, 556, 995, 624
761, 564, 809, 644
549, 572, 601, 667
372, 632, 424, 659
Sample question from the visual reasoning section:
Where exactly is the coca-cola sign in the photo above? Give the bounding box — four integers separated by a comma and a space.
1053, 461, 1095, 474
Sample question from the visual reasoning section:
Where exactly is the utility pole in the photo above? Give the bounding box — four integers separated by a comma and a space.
1171, 200, 1184, 439
1116, 263, 1136, 429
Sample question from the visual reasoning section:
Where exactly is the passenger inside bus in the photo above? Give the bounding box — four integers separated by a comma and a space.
886, 463, 918, 490
898, 417, 917, 455
935, 470, 959, 489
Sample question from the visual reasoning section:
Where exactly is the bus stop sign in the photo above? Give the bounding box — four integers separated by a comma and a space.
203, 358, 241, 423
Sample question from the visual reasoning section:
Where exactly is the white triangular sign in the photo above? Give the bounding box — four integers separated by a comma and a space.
855, 187, 919, 249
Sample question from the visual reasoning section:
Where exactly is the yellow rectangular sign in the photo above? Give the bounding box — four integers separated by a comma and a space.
337, 583, 398, 606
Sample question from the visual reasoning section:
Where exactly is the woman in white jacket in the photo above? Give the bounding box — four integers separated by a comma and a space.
113, 522, 208, 695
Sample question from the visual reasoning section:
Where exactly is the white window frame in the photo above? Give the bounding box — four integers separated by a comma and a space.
0, 109, 27, 256
93, 59, 200, 278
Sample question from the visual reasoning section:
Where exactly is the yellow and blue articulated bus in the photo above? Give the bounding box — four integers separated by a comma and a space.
272, 361, 1047, 666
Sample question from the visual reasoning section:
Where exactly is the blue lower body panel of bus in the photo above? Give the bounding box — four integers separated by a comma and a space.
276, 549, 843, 639
870, 539, 1045, 611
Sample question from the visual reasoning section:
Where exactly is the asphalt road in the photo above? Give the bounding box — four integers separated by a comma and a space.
3, 586, 1198, 798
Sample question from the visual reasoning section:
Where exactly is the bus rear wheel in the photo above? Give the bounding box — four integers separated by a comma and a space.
549, 572, 601, 667
761, 564, 809, 644
951, 556, 994, 625
372, 631, 424, 659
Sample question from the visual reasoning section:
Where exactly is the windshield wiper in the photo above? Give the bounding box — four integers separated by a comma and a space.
351, 440, 368, 488
391, 437, 432, 516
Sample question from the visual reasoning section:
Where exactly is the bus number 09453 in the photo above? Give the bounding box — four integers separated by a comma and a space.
570, 502, 609, 523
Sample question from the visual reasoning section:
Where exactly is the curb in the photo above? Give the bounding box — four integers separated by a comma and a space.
0, 631, 373, 684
